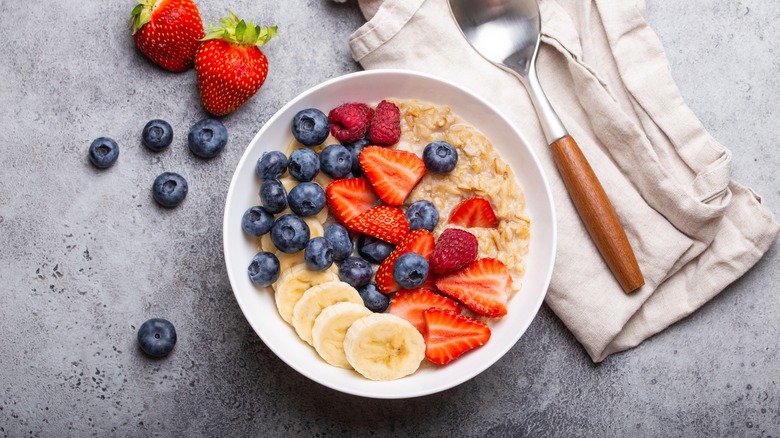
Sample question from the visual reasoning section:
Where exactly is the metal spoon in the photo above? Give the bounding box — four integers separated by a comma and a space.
448, 0, 644, 293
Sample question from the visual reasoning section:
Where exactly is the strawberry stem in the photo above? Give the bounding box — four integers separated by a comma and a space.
201, 11, 278, 47
129, 0, 159, 35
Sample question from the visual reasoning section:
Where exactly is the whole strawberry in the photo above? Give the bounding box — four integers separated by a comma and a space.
130, 0, 205, 72
195, 12, 278, 116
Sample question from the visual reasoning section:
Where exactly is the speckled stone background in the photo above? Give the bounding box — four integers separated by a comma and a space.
0, 0, 778, 436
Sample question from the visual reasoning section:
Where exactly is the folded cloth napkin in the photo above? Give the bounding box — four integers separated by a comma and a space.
344, 0, 779, 362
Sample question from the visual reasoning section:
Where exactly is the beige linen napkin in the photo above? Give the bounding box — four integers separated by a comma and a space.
345, 0, 779, 362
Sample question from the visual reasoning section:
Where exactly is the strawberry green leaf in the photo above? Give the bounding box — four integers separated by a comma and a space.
199, 11, 278, 47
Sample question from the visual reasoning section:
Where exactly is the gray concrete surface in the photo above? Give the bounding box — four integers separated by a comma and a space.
0, 0, 778, 436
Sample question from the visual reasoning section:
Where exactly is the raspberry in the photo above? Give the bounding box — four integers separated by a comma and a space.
328, 102, 374, 143
429, 228, 478, 275
368, 100, 401, 146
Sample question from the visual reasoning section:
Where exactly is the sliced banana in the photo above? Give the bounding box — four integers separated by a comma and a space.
275, 250, 305, 272
273, 264, 339, 324
261, 233, 275, 252
312, 302, 372, 369
343, 313, 426, 381
304, 217, 324, 238
279, 176, 298, 194
291, 281, 363, 346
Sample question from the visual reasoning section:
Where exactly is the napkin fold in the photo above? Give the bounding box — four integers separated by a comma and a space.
346, 0, 779, 361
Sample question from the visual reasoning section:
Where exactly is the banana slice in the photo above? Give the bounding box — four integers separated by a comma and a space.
273, 264, 339, 324
312, 302, 372, 369
279, 176, 298, 194
291, 281, 363, 346
275, 250, 305, 272
343, 313, 426, 381
304, 217, 324, 238
261, 233, 275, 252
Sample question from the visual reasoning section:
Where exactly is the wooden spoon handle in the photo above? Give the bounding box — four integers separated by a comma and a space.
550, 135, 644, 293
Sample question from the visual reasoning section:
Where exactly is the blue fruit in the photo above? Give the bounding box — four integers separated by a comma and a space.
188, 118, 228, 158
288, 148, 320, 182
288, 182, 325, 217
241, 206, 274, 237
305, 237, 334, 271
142, 119, 173, 152
343, 137, 369, 175
270, 214, 310, 253
422, 141, 458, 173
405, 200, 439, 232
259, 179, 288, 214
319, 144, 352, 179
292, 108, 330, 146
256, 151, 288, 180
152, 172, 188, 208
393, 252, 429, 289
247, 251, 281, 287
357, 234, 395, 264
88, 137, 119, 169
137, 318, 177, 358
338, 257, 373, 288
357, 283, 390, 313
325, 223, 352, 261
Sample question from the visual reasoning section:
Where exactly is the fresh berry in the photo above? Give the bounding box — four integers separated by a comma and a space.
247, 251, 281, 286
430, 228, 478, 275
256, 151, 288, 180
270, 214, 310, 254
388, 288, 461, 334
288, 148, 320, 182
137, 318, 177, 358
88, 137, 119, 169
142, 119, 173, 152
357, 283, 390, 313
368, 100, 401, 146
406, 200, 439, 232
393, 253, 429, 289
375, 229, 435, 294
359, 146, 426, 206
152, 172, 188, 207
347, 205, 409, 245
304, 237, 334, 271
325, 177, 379, 224
435, 258, 512, 318
130, 0, 204, 72
259, 179, 288, 214
447, 197, 498, 228
343, 137, 370, 176
357, 234, 395, 264
292, 108, 330, 146
241, 206, 274, 237
288, 182, 325, 217
328, 103, 374, 143
188, 118, 228, 158
422, 141, 458, 173
319, 144, 352, 179
423, 308, 491, 365
324, 223, 352, 262
338, 256, 373, 288
194, 12, 277, 116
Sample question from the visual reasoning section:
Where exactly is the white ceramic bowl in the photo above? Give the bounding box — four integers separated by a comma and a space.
223, 69, 556, 399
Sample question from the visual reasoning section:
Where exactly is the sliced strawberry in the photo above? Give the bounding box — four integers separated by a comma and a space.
435, 258, 512, 318
389, 288, 461, 335
347, 205, 409, 244
325, 177, 380, 224
359, 146, 426, 206
447, 197, 499, 228
424, 308, 491, 365
376, 229, 435, 294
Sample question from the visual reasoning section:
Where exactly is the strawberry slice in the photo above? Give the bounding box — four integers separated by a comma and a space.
435, 258, 512, 318
376, 229, 435, 294
325, 177, 380, 224
423, 308, 491, 365
447, 197, 499, 228
347, 205, 409, 244
359, 146, 426, 206
389, 288, 461, 335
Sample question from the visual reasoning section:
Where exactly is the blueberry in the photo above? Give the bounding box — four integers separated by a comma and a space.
393, 252, 429, 289
357, 283, 390, 313
304, 237, 334, 271
288, 148, 320, 182
270, 214, 310, 253
422, 141, 458, 173
188, 118, 228, 158
338, 257, 373, 288
142, 119, 173, 152
406, 200, 439, 232
288, 182, 325, 217
241, 206, 274, 237
247, 251, 281, 286
152, 172, 188, 208
292, 108, 330, 146
88, 137, 119, 169
325, 223, 352, 261
319, 144, 352, 179
137, 318, 177, 358
343, 138, 369, 175
357, 234, 395, 264
256, 151, 288, 180
259, 179, 288, 214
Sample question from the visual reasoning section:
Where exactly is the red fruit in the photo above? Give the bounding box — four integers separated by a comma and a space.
194, 12, 278, 116
430, 228, 478, 275
347, 206, 409, 245
376, 230, 435, 294
435, 258, 512, 318
447, 197, 499, 228
389, 288, 461, 335
368, 100, 401, 146
325, 177, 379, 224
328, 103, 374, 143
130, 0, 205, 72
423, 308, 491, 365
359, 146, 426, 206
